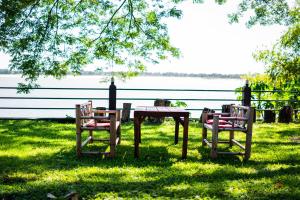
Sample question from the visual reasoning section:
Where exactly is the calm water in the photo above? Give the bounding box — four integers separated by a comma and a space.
0, 75, 244, 118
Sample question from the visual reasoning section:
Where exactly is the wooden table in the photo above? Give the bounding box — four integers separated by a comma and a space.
134, 106, 189, 159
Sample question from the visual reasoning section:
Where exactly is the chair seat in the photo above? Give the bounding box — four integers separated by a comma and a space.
204, 123, 246, 131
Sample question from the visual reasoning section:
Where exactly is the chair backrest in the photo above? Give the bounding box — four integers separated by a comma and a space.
76, 100, 93, 126
230, 105, 251, 129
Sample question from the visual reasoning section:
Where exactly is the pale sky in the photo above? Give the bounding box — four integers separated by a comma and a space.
149, 0, 287, 74
0, 0, 287, 74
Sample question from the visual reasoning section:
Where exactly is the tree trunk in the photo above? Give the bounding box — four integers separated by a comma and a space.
222, 104, 231, 113
278, 106, 293, 123
263, 110, 276, 123
121, 103, 131, 122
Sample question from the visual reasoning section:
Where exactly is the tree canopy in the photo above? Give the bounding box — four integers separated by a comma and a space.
0, 0, 182, 90
0, 0, 299, 91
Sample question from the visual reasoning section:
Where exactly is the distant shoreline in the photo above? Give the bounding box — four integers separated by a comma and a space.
0, 69, 244, 79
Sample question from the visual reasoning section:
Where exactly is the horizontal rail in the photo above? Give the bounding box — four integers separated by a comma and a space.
0, 87, 107, 91
1, 87, 298, 93
0, 87, 239, 92
252, 99, 299, 102
0, 87, 298, 120
252, 90, 299, 93
0, 97, 239, 101
0, 97, 298, 103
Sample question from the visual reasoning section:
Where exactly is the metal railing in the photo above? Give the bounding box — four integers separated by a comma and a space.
0, 86, 299, 120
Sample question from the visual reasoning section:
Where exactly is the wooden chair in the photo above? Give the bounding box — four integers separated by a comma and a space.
75, 100, 121, 158
201, 105, 254, 160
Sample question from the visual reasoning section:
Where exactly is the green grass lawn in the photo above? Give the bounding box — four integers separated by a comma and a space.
0, 120, 299, 200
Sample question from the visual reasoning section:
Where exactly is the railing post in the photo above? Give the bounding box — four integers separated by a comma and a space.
109, 77, 117, 110
242, 80, 251, 106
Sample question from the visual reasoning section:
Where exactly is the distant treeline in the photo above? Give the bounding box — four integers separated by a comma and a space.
0, 69, 243, 79
0, 69, 18, 74
139, 72, 242, 79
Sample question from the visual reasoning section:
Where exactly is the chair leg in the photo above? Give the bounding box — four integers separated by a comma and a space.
229, 130, 234, 147
110, 128, 116, 158
211, 129, 218, 159
244, 130, 252, 160
76, 131, 82, 157
202, 127, 207, 146
117, 126, 121, 145
174, 119, 179, 144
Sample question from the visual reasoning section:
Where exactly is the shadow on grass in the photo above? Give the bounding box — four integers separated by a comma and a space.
0, 120, 75, 140
1, 120, 300, 199
1, 156, 299, 199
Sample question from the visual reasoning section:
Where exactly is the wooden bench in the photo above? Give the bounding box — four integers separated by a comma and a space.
201, 105, 254, 160
75, 100, 121, 158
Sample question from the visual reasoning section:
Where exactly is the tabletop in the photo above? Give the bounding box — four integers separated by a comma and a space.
135, 106, 189, 113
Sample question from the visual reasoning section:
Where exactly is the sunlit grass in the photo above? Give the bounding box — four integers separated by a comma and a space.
0, 120, 299, 199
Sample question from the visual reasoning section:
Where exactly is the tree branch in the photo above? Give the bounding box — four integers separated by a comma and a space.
39, 0, 59, 46
73, 0, 84, 11
15, 0, 40, 33
124, 0, 133, 41
92, 0, 127, 42
128, 0, 162, 47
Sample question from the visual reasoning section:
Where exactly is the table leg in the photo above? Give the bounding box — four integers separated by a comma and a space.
134, 116, 141, 158
182, 116, 189, 159
174, 117, 179, 144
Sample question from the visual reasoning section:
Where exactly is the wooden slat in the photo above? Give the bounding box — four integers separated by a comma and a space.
81, 136, 92, 147
231, 139, 245, 150
204, 123, 246, 131
116, 137, 120, 145
93, 110, 118, 114
219, 117, 248, 121
81, 116, 109, 120
203, 139, 212, 148
81, 126, 108, 130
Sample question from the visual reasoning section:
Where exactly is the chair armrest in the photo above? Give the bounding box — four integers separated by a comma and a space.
80, 116, 110, 120
93, 110, 121, 122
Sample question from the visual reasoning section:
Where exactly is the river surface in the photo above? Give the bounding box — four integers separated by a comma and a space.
0, 75, 244, 118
